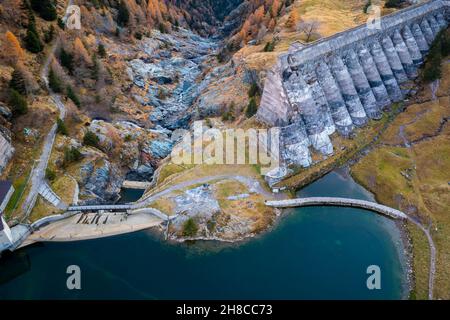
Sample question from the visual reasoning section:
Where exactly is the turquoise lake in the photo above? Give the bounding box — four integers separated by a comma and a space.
0, 169, 407, 299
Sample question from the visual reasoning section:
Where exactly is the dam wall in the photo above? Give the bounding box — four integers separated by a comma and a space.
0, 130, 14, 175
257, 0, 449, 168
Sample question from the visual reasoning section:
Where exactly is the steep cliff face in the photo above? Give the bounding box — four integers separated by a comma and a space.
257, 0, 449, 170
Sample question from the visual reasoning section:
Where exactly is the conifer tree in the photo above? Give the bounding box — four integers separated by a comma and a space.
8, 89, 28, 116
117, 1, 130, 26
30, 0, 57, 21
48, 68, 63, 93
24, 11, 43, 53
246, 97, 258, 118
9, 68, 27, 96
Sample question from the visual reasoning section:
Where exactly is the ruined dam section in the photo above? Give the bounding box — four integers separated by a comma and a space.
257, 0, 449, 169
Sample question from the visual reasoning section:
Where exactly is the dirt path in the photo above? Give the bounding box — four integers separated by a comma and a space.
397, 95, 437, 300
406, 216, 436, 300
133, 174, 283, 209
20, 1, 73, 219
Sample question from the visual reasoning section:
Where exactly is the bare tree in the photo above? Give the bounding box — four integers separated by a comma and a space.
296, 19, 321, 42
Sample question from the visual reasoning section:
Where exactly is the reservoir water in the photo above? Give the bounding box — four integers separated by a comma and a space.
0, 169, 407, 299
117, 188, 145, 204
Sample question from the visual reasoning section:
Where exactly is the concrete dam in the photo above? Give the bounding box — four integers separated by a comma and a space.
257, 0, 449, 170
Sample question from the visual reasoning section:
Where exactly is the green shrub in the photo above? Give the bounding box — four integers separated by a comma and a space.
25, 28, 42, 53
222, 102, 236, 121
60, 48, 74, 74
182, 218, 198, 237
441, 30, 450, 56
56, 118, 68, 136
43, 25, 54, 43
83, 131, 100, 148
8, 89, 28, 117
248, 82, 260, 98
159, 23, 167, 33
385, 0, 402, 8
57, 17, 65, 30
48, 68, 63, 93
245, 97, 258, 118
423, 55, 442, 83
66, 85, 81, 107
421, 28, 450, 83
45, 168, 56, 181
117, 1, 129, 26
263, 40, 275, 52
30, 0, 57, 21
63, 147, 83, 167
363, 0, 372, 13
98, 43, 106, 58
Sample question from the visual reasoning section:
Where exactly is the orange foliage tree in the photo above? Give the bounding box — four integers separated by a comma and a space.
4, 31, 24, 64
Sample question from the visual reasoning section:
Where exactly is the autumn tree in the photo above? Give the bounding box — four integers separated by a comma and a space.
285, 10, 298, 30
73, 37, 92, 65
268, 18, 276, 31
256, 25, 268, 44
4, 31, 24, 64
271, 0, 282, 17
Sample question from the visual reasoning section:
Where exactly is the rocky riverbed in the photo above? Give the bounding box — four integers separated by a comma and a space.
127, 28, 220, 129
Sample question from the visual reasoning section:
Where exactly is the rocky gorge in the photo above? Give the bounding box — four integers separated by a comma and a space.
65, 26, 250, 205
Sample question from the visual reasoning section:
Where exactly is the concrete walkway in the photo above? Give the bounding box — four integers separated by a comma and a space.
266, 197, 408, 220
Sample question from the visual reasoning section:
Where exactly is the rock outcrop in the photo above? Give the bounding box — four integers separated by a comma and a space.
257, 0, 449, 169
